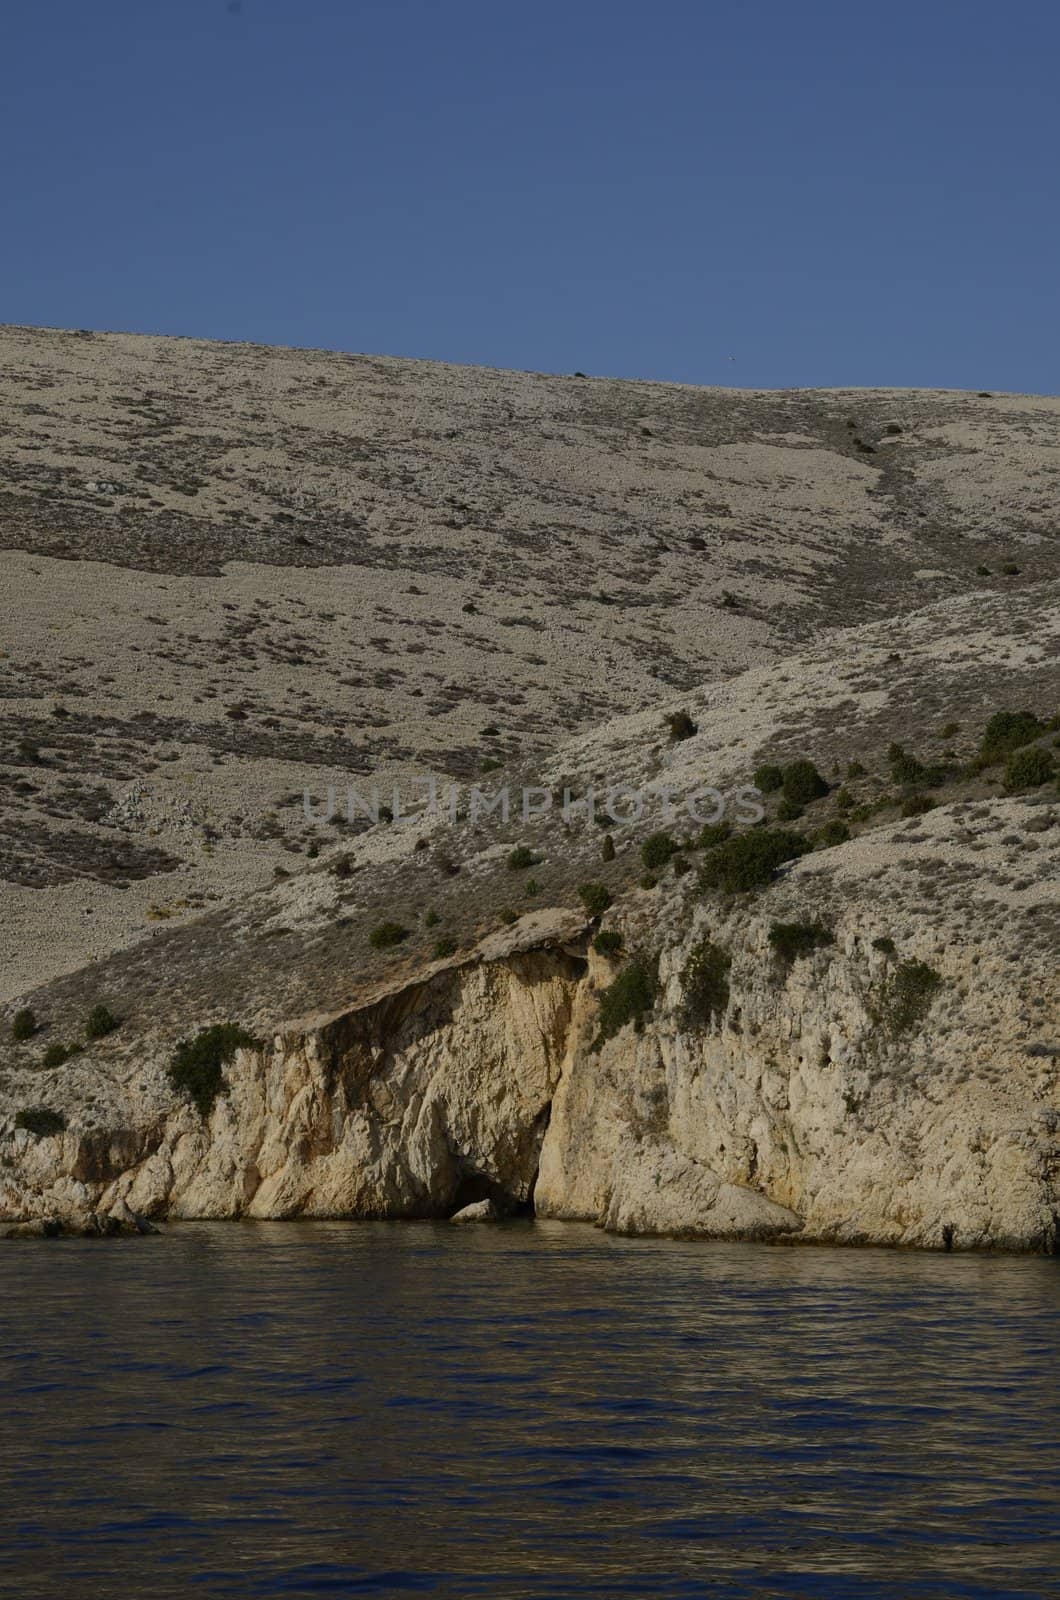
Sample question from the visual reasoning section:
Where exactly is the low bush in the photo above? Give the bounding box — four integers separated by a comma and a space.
330, 854, 354, 879
601, 833, 616, 862
424, 908, 439, 928
169, 1023, 259, 1118
14, 1107, 66, 1138
699, 829, 811, 894
753, 763, 783, 794
871, 960, 942, 1035
369, 921, 409, 949
846, 760, 867, 780
979, 710, 1045, 765
641, 832, 678, 870
777, 799, 803, 821
769, 921, 833, 966
578, 882, 613, 918
781, 760, 828, 805
42, 1043, 73, 1069
11, 1008, 36, 1043
695, 821, 731, 850
506, 845, 538, 870
900, 794, 936, 818
679, 939, 731, 1030
499, 908, 518, 926
594, 952, 659, 1048
592, 928, 624, 958
85, 1004, 119, 1041
667, 711, 697, 743
432, 936, 457, 959
815, 819, 850, 847
872, 936, 897, 955
1002, 745, 1055, 792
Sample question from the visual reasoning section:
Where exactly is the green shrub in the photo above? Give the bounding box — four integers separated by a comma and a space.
1002, 745, 1054, 792
641, 832, 677, 870
815, 819, 850, 847
85, 1004, 119, 1041
499, 908, 518, 926
679, 939, 731, 1029
594, 952, 659, 1048
506, 845, 538, 870
667, 711, 697, 742
480, 757, 503, 773
578, 882, 613, 918
369, 921, 409, 949
42, 1043, 72, 1069
781, 761, 828, 805
872, 960, 942, 1035
11, 1008, 36, 1043
979, 710, 1045, 765
699, 829, 811, 894
424, 908, 440, 928
695, 820, 732, 850
769, 921, 833, 966
900, 794, 936, 818
941, 722, 960, 739
601, 833, 616, 862
1001, 562, 1020, 575
14, 1107, 66, 1138
330, 854, 354, 879
888, 742, 927, 785
834, 787, 853, 812
753, 763, 783, 794
872, 936, 897, 956
432, 936, 457, 959
639, 873, 659, 890
524, 877, 540, 896
846, 760, 867, 780
777, 799, 803, 822
593, 928, 624, 958
975, 564, 991, 577
169, 1023, 259, 1117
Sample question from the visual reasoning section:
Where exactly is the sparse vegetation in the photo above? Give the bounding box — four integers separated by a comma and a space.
872, 960, 942, 1036
594, 951, 659, 1048
432, 936, 457, 959
1002, 745, 1054, 792
593, 928, 624, 958
11, 1008, 36, 1043
667, 711, 697, 742
641, 832, 678, 870
42, 1043, 74, 1069
679, 939, 731, 1029
578, 882, 613, 918
979, 711, 1045, 765
699, 829, 812, 894
601, 833, 616, 862
369, 921, 409, 949
506, 845, 538, 871
14, 1107, 66, 1138
753, 763, 783, 794
781, 760, 828, 806
169, 1023, 259, 1118
695, 820, 732, 850
815, 819, 850, 847
85, 1004, 119, 1041
872, 936, 897, 956
769, 921, 833, 966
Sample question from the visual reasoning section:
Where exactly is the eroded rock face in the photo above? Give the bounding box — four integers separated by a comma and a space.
2, 949, 583, 1225
2, 807, 1058, 1251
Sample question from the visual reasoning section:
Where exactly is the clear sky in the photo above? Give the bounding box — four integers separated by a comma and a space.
2, 0, 1057, 391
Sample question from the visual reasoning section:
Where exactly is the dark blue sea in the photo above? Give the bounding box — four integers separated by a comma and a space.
1, 1222, 1058, 1599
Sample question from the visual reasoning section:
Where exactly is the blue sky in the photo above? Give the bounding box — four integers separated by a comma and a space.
2, 0, 1057, 390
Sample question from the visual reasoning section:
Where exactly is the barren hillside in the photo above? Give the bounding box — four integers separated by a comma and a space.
2, 325, 1059, 994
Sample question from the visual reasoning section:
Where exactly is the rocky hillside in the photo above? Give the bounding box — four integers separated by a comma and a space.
3, 324, 1060, 997
1, 327, 1057, 1248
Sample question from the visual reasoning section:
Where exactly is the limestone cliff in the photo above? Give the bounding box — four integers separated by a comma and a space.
3, 803, 1057, 1251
